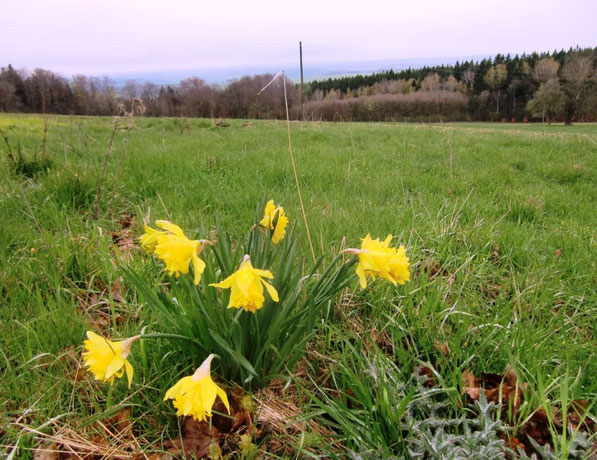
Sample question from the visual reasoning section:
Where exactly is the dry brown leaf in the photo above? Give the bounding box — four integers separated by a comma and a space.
118, 212, 135, 229
434, 340, 450, 356
500, 433, 526, 454
111, 277, 126, 303
462, 366, 526, 415
417, 364, 436, 387
166, 417, 222, 459
33, 444, 61, 460
461, 369, 478, 399
110, 213, 136, 261
105, 408, 134, 440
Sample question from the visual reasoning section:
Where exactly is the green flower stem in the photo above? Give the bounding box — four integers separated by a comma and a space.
106, 383, 113, 408
139, 333, 203, 347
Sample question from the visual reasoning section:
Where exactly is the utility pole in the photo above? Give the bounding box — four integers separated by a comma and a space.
299, 41, 304, 120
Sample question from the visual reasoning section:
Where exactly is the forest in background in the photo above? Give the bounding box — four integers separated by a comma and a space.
1, 47, 596, 122
305, 47, 597, 123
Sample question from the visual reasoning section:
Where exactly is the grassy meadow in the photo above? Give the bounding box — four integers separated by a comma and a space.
1, 114, 596, 458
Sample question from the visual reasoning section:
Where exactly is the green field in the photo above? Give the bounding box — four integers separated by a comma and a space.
1, 114, 596, 458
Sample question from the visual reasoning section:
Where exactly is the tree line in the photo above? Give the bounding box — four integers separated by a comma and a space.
1, 46, 596, 123
0, 68, 295, 119
305, 47, 597, 123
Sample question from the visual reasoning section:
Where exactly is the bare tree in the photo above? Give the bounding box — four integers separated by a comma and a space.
527, 79, 565, 123
483, 64, 508, 115
122, 80, 139, 99
71, 74, 90, 114
25, 68, 72, 114
178, 77, 216, 117
311, 88, 324, 101
140, 82, 160, 116
533, 58, 560, 84
420, 73, 441, 92
462, 69, 476, 92
561, 55, 593, 124
443, 75, 466, 92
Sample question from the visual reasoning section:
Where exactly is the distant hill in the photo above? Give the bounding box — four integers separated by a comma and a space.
102, 55, 491, 87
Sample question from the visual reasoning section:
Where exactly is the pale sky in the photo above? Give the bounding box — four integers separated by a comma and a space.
2, 0, 596, 76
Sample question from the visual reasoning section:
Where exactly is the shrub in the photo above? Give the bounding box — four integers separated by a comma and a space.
300, 91, 469, 122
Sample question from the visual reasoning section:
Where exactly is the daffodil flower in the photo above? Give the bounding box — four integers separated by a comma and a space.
164, 354, 230, 422
259, 200, 289, 244
82, 331, 140, 387
343, 234, 410, 288
140, 220, 212, 285
210, 255, 279, 313
139, 223, 166, 252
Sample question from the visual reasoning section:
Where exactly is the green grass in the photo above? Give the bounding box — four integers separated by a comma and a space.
1, 114, 595, 458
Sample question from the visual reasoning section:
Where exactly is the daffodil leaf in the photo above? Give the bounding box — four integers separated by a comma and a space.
208, 329, 258, 377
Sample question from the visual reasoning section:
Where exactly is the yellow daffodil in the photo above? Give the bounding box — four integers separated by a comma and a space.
139, 223, 166, 252
140, 220, 211, 285
343, 234, 410, 289
82, 331, 139, 387
259, 200, 289, 244
210, 255, 279, 313
164, 354, 230, 422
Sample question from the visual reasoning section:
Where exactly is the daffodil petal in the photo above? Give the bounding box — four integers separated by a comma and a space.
124, 359, 134, 388
192, 254, 206, 285
217, 385, 230, 414
261, 279, 279, 302
210, 276, 234, 289
105, 357, 125, 379
86, 330, 106, 345
252, 268, 274, 279
155, 220, 185, 237
356, 263, 368, 289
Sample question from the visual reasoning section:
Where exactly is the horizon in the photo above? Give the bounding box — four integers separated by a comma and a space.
0, 49, 587, 87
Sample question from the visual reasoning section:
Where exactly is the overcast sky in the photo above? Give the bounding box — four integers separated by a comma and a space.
2, 0, 596, 76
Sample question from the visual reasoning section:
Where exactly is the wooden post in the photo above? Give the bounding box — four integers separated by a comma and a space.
299, 41, 304, 120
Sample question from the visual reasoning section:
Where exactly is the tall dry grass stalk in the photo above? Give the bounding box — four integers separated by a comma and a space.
258, 71, 317, 263
93, 117, 118, 219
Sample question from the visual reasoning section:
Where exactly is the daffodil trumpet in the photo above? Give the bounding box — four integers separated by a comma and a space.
341, 248, 368, 255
